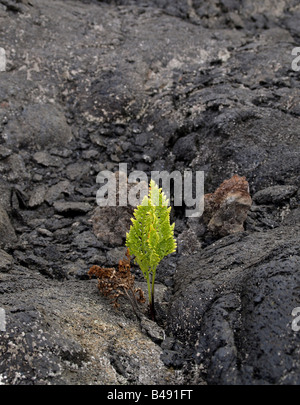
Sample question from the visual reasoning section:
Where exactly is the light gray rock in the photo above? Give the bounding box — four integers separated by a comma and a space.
53, 201, 92, 215
33, 152, 63, 168
0, 153, 30, 182
28, 185, 47, 208
106, 247, 127, 266
44, 180, 73, 205
0, 205, 17, 247
0, 180, 12, 213
0, 270, 180, 385
66, 162, 91, 181
4, 103, 72, 150
0, 146, 11, 159
0, 249, 13, 272
0, 47, 5, 72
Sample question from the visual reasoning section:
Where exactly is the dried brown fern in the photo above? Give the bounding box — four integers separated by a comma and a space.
88, 248, 145, 318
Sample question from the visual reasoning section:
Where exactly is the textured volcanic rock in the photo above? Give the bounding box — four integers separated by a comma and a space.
91, 171, 147, 246
253, 185, 298, 205
4, 103, 73, 150
167, 213, 300, 384
204, 175, 252, 237
0, 205, 17, 248
0, 0, 299, 386
0, 266, 177, 385
0, 249, 13, 272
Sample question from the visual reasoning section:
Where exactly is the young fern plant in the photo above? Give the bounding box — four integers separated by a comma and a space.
126, 180, 177, 320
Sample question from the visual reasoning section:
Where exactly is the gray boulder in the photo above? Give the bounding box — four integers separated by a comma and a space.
4, 103, 72, 150
0, 267, 179, 385
167, 211, 300, 384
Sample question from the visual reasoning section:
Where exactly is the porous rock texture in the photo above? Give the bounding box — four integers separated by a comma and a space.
0, 0, 299, 385
203, 174, 252, 237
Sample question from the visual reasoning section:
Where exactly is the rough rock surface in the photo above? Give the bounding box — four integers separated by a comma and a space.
168, 219, 300, 384
204, 175, 252, 237
0, 205, 17, 248
0, 0, 299, 385
0, 266, 178, 385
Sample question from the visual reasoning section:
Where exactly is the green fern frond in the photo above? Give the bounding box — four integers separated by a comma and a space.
125, 180, 176, 319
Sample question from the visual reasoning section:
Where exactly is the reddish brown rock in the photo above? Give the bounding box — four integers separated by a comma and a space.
203, 175, 252, 237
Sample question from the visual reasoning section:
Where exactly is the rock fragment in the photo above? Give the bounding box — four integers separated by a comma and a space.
4, 103, 73, 149
253, 185, 298, 205
53, 201, 92, 216
91, 171, 147, 246
0, 249, 13, 272
33, 152, 63, 168
0, 205, 17, 247
44, 180, 73, 205
106, 247, 127, 266
28, 185, 47, 208
204, 175, 252, 237
0, 48, 6, 72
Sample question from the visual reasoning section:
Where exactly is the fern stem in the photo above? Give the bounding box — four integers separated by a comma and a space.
149, 266, 157, 321
146, 272, 152, 306
151, 265, 157, 305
